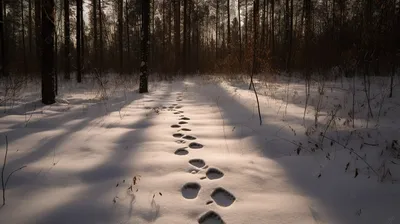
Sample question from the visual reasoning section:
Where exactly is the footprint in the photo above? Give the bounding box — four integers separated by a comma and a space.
179, 121, 188, 125
189, 159, 206, 168
172, 103, 178, 106
181, 128, 191, 131
211, 188, 236, 207
206, 168, 224, 180
181, 183, 201, 199
183, 135, 197, 140
171, 124, 181, 128
198, 211, 225, 224
189, 142, 203, 149
174, 112, 181, 114
175, 147, 189, 155
179, 117, 190, 120
175, 140, 186, 144
173, 133, 185, 138
175, 106, 183, 109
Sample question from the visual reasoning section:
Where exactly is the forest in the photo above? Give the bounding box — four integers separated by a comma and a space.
0, 0, 400, 224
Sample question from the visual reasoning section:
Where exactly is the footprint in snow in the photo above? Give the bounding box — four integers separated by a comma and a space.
179, 117, 190, 120
174, 112, 181, 114
183, 135, 196, 140
189, 142, 203, 149
211, 188, 236, 207
181, 183, 201, 199
189, 159, 206, 168
179, 121, 188, 125
176, 99, 183, 102
175, 139, 186, 144
175, 147, 189, 155
180, 128, 191, 132
171, 124, 181, 128
173, 133, 185, 138
175, 105, 183, 109
198, 211, 225, 224
206, 168, 224, 180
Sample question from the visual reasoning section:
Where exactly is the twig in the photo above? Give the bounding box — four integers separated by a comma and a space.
1, 136, 8, 205
250, 80, 262, 125
2, 136, 27, 206
321, 134, 379, 177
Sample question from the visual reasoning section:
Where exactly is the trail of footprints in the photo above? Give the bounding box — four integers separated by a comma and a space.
169, 93, 235, 224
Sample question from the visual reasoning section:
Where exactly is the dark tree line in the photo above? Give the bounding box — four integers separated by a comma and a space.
0, 0, 399, 95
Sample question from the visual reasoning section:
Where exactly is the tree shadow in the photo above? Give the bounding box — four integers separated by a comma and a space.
17, 86, 175, 224
188, 81, 399, 224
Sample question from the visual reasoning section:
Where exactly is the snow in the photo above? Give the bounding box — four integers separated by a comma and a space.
0, 74, 399, 224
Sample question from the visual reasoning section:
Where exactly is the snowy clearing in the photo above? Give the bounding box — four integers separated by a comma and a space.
0, 75, 399, 224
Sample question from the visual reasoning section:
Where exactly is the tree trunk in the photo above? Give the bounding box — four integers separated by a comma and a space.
98, 0, 103, 74
183, 0, 188, 73
21, 0, 28, 76
76, 0, 82, 82
80, 1, 84, 75
0, 0, 7, 77
174, 0, 180, 72
28, 0, 33, 55
252, 0, 259, 77
244, 0, 247, 47
284, 0, 289, 71
118, 0, 123, 75
271, 0, 275, 56
227, 0, 230, 52
35, 0, 41, 59
139, 0, 150, 93
125, 0, 130, 72
216, 0, 219, 60
92, 0, 97, 70
64, 0, 70, 79
41, 0, 56, 105
238, 0, 242, 66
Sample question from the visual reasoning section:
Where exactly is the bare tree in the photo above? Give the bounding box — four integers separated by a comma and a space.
41, 0, 56, 104
139, 0, 150, 93
64, 0, 70, 80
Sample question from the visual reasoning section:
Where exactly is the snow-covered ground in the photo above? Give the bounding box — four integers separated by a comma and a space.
0, 74, 399, 224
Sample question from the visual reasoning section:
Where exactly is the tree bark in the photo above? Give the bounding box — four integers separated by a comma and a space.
183, 0, 188, 73
35, 0, 41, 59
98, 0, 103, 74
216, 0, 219, 60
76, 0, 82, 82
28, 0, 33, 55
92, 0, 97, 70
174, 0, 180, 72
139, 0, 150, 93
41, 0, 56, 105
64, 0, 70, 79
227, 0, 230, 52
238, 0, 242, 66
118, 0, 123, 74
0, 0, 7, 77
21, 0, 28, 76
